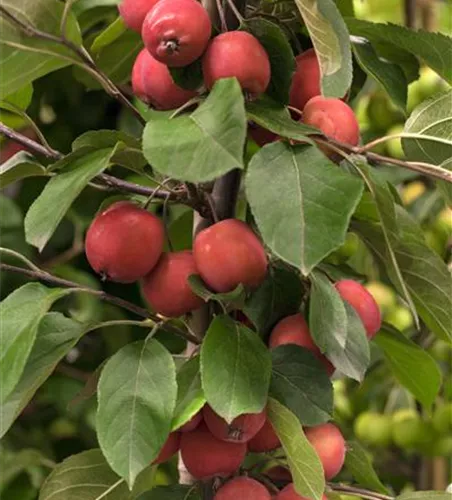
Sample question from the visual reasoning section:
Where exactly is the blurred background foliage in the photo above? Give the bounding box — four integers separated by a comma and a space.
0, 0, 451, 498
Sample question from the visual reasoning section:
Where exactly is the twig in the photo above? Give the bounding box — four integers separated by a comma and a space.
0, 5, 144, 125
215, 0, 228, 31
224, 0, 244, 25
0, 262, 201, 345
327, 483, 394, 500
404, 0, 417, 28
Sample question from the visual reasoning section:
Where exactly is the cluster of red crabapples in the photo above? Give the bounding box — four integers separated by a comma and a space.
85, 200, 381, 498
120, 0, 360, 151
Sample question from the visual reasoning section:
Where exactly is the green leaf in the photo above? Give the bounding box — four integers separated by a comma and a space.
345, 440, 390, 495
352, 160, 418, 326
294, 0, 352, 98
355, 206, 452, 343
96, 339, 177, 488
0, 195, 23, 229
327, 302, 370, 381
0, 151, 47, 188
188, 275, 246, 309
0, 84, 33, 111
139, 485, 201, 500
244, 265, 303, 336
246, 143, 363, 275
397, 493, 452, 500
200, 315, 271, 423
438, 157, 452, 205
0, 0, 82, 99
267, 398, 325, 500
309, 270, 348, 350
73, 0, 120, 15
25, 148, 113, 251
0, 284, 69, 404
270, 345, 333, 426
91, 16, 127, 54
143, 78, 246, 183
171, 356, 205, 432
375, 327, 442, 409
246, 97, 317, 142
169, 59, 203, 91
403, 89, 452, 165
38, 449, 131, 500
1, 313, 85, 438
74, 30, 142, 89
346, 19, 452, 84
352, 38, 407, 110
242, 18, 295, 104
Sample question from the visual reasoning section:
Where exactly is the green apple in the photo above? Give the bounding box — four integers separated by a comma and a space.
432, 403, 452, 434
391, 409, 423, 449
386, 306, 413, 331
365, 281, 397, 315
430, 340, 452, 362
386, 124, 405, 159
431, 435, 452, 457
49, 417, 77, 438
354, 412, 393, 447
367, 92, 403, 131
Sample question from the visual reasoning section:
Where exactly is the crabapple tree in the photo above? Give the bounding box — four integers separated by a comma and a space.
0, 0, 451, 499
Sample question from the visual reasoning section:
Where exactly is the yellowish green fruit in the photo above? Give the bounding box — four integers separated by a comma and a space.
424, 229, 445, 256
354, 412, 393, 448
432, 403, 452, 434
418, 67, 446, 99
49, 418, 77, 438
407, 81, 424, 114
430, 435, 452, 457
355, 95, 370, 130
335, 392, 355, 420
391, 409, 423, 449
365, 281, 397, 315
367, 92, 403, 131
386, 124, 405, 159
415, 421, 439, 455
401, 181, 426, 205
430, 340, 452, 362
386, 306, 413, 331
153, 468, 171, 486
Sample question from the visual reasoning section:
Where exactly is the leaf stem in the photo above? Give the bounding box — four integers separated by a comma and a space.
327, 483, 394, 500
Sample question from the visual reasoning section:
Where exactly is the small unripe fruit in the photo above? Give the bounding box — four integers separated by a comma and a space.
203, 405, 266, 443
269, 314, 334, 376
214, 477, 271, 500
289, 49, 321, 112
305, 423, 346, 480
132, 49, 197, 110
335, 280, 382, 338
85, 201, 164, 283
354, 412, 392, 448
142, 0, 211, 67
119, 0, 161, 32
248, 417, 281, 452
177, 411, 203, 432
432, 403, 452, 434
153, 432, 181, 464
277, 483, 328, 500
193, 219, 268, 293
202, 31, 271, 97
180, 423, 247, 478
142, 251, 204, 317
302, 96, 360, 147
391, 409, 423, 449
365, 281, 396, 315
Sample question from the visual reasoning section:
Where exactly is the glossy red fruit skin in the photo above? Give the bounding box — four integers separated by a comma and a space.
214, 477, 272, 500
305, 423, 346, 480
193, 219, 268, 293
203, 405, 266, 443
177, 411, 203, 432
142, 0, 211, 67
142, 251, 204, 317
119, 0, 161, 33
202, 31, 271, 97
269, 314, 334, 376
132, 49, 197, 110
85, 201, 164, 283
302, 96, 360, 147
152, 432, 181, 464
277, 483, 328, 500
335, 279, 382, 338
289, 49, 321, 112
180, 423, 247, 478
248, 417, 281, 452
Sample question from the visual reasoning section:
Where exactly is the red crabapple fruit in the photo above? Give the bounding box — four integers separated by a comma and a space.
119, 0, 161, 32
142, 0, 211, 67
305, 423, 346, 479
289, 49, 321, 112
247, 417, 281, 452
152, 432, 181, 464
214, 477, 271, 500
277, 483, 328, 500
85, 201, 164, 283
